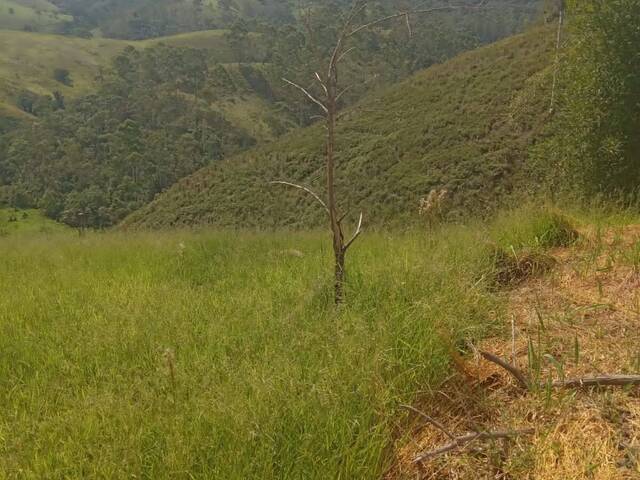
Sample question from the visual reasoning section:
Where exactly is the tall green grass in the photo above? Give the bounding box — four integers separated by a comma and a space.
0, 208, 573, 478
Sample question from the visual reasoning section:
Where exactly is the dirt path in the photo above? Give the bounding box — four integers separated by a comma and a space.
393, 225, 640, 479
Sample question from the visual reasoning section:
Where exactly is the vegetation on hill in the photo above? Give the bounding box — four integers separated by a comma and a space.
47, 0, 542, 41
51, 0, 295, 39
0, 1, 543, 118
0, 29, 264, 117
0, 2, 550, 229
0, 0, 71, 32
0, 44, 292, 227
0, 205, 577, 478
536, 0, 640, 199
122, 27, 556, 230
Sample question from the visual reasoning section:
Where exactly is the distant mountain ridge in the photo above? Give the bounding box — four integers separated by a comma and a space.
122, 27, 555, 230
1, 1, 544, 40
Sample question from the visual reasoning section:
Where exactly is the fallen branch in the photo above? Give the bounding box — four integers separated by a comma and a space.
553, 375, 640, 389
480, 351, 530, 390
413, 428, 534, 463
481, 351, 640, 390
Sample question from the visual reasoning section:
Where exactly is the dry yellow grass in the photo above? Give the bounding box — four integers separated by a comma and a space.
391, 225, 640, 479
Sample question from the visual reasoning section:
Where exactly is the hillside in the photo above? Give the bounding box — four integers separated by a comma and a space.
0, 0, 293, 38
0, 29, 264, 118
48, 0, 296, 39
0, 0, 71, 32
123, 27, 556, 230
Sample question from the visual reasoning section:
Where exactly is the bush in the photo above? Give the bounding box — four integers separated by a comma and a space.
483, 207, 578, 287
492, 207, 578, 250
53, 68, 73, 86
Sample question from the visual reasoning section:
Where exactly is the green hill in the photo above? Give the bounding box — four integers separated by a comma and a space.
0, 0, 72, 32
47, 0, 295, 39
122, 27, 555, 230
0, 29, 264, 118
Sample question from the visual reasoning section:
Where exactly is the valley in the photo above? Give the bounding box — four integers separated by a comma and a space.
1, 1, 639, 478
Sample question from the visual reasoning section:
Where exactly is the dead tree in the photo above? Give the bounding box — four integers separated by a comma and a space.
273, 1, 488, 305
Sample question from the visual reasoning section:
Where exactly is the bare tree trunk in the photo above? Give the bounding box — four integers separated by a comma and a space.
272, 0, 486, 306
326, 77, 347, 304
327, 111, 345, 302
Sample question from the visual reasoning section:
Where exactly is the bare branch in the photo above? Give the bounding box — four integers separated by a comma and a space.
269, 181, 329, 215
413, 427, 534, 463
328, 2, 369, 78
399, 404, 456, 441
549, 6, 564, 114
347, 1, 488, 38
343, 212, 364, 251
404, 13, 412, 38
480, 351, 530, 390
336, 46, 357, 65
314, 72, 328, 95
282, 78, 329, 114
336, 84, 355, 102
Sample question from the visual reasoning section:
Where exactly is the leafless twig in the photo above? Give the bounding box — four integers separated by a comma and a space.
549, 5, 564, 114
269, 181, 330, 215
282, 78, 328, 114
400, 404, 456, 441
344, 212, 363, 251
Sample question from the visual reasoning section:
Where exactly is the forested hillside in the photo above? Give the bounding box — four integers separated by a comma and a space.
0, 44, 290, 227
0, 29, 264, 120
0, 1, 549, 228
123, 27, 556, 229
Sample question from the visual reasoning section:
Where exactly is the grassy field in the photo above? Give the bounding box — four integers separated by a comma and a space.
0, 207, 579, 478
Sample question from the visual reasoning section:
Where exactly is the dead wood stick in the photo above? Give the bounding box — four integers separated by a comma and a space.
413, 428, 534, 463
481, 351, 640, 390
552, 375, 640, 389
480, 351, 530, 390
399, 404, 456, 441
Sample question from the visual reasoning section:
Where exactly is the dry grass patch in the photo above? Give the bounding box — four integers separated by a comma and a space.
392, 223, 640, 479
